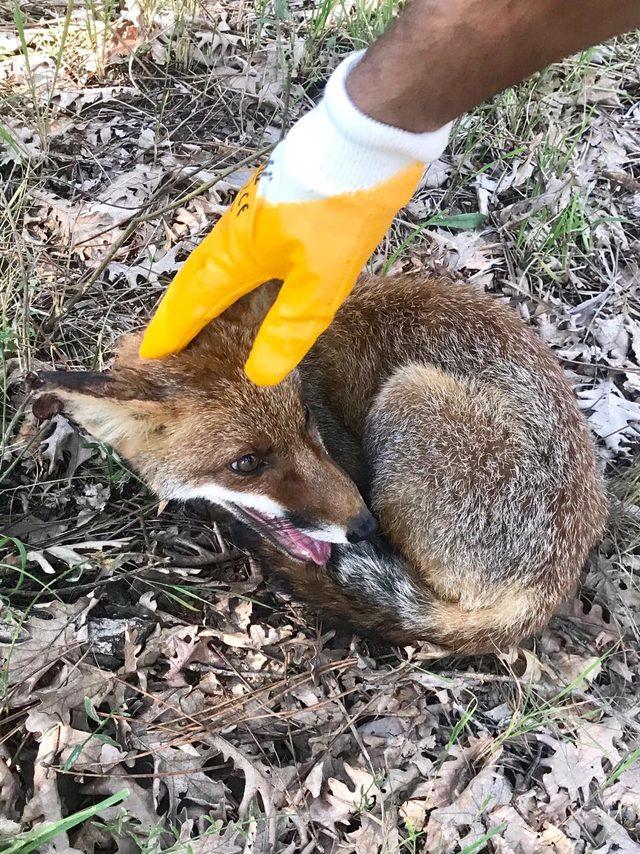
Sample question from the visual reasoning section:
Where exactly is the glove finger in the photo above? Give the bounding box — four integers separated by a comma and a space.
139, 224, 262, 360
244, 266, 357, 386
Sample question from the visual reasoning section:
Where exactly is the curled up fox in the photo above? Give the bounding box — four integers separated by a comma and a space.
33, 273, 607, 653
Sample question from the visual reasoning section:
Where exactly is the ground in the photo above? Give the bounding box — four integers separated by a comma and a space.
1, 2, 640, 852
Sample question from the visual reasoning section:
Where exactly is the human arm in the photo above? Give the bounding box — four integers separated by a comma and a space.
348, 0, 640, 132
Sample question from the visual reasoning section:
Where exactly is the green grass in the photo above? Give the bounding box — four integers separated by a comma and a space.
459, 824, 509, 854
0, 789, 129, 853
310, 0, 399, 46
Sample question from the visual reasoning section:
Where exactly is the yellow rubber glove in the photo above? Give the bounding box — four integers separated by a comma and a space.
140, 51, 451, 385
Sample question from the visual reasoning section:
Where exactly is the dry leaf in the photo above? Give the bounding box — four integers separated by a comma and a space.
577, 378, 640, 453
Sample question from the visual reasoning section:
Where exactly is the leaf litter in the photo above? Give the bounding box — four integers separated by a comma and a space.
1, 2, 640, 852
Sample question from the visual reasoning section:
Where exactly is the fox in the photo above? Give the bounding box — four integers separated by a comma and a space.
31, 272, 607, 653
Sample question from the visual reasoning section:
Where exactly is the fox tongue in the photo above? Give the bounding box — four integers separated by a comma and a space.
238, 507, 332, 565
282, 528, 331, 566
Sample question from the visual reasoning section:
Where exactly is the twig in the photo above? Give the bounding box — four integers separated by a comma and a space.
603, 169, 640, 194
41, 145, 271, 335
0, 423, 49, 487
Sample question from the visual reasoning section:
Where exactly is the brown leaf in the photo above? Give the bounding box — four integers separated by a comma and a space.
1, 599, 96, 707
425, 764, 512, 853
541, 718, 623, 802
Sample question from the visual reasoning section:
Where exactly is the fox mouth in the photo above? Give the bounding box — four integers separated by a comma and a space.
234, 506, 332, 566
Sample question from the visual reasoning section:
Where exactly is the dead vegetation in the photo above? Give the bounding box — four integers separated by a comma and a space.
1, 1, 640, 851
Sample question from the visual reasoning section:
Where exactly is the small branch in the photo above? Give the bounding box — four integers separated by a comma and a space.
603, 169, 640, 194
41, 145, 272, 335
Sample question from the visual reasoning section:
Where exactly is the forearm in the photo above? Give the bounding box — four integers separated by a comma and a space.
347, 0, 640, 132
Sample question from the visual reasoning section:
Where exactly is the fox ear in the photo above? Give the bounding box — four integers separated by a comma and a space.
29, 371, 118, 409
29, 370, 167, 450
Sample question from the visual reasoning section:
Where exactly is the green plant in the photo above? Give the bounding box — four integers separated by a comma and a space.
0, 790, 129, 853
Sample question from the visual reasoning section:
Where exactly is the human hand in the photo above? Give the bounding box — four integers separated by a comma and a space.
139, 51, 450, 385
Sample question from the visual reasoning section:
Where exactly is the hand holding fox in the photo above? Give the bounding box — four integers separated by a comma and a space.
140, 0, 640, 384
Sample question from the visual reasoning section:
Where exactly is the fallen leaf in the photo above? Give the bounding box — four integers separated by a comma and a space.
577, 378, 640, 453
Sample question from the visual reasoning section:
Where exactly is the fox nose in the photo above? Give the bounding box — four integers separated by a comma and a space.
346, 509, 378, 543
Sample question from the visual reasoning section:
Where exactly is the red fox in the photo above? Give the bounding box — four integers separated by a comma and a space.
32, 274, 607, 653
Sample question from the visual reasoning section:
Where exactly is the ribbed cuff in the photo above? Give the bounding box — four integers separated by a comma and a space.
325, 51, 452, 165
258, 51, 452, 203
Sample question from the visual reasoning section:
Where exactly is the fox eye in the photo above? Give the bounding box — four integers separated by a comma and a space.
230, 454, 263, 474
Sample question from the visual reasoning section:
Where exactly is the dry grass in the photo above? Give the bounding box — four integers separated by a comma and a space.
1, 2, 639, 852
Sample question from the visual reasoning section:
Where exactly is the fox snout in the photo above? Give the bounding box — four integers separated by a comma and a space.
285, 503, 377, 544
346, 509, 378, 543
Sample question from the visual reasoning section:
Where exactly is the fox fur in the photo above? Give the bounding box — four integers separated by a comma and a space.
33, 274, 607, 653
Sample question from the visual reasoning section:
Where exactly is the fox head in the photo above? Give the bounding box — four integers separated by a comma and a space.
31, 290, 376, 565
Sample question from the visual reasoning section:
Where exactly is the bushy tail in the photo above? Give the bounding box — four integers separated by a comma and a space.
273, 541, 541, 654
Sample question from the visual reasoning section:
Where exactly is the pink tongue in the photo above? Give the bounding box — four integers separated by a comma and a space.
283, 528, 332, 565
241, 507, 332, 565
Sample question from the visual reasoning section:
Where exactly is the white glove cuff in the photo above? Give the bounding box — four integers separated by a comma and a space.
259, 50, 452, 203
325, 50, 452, 165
